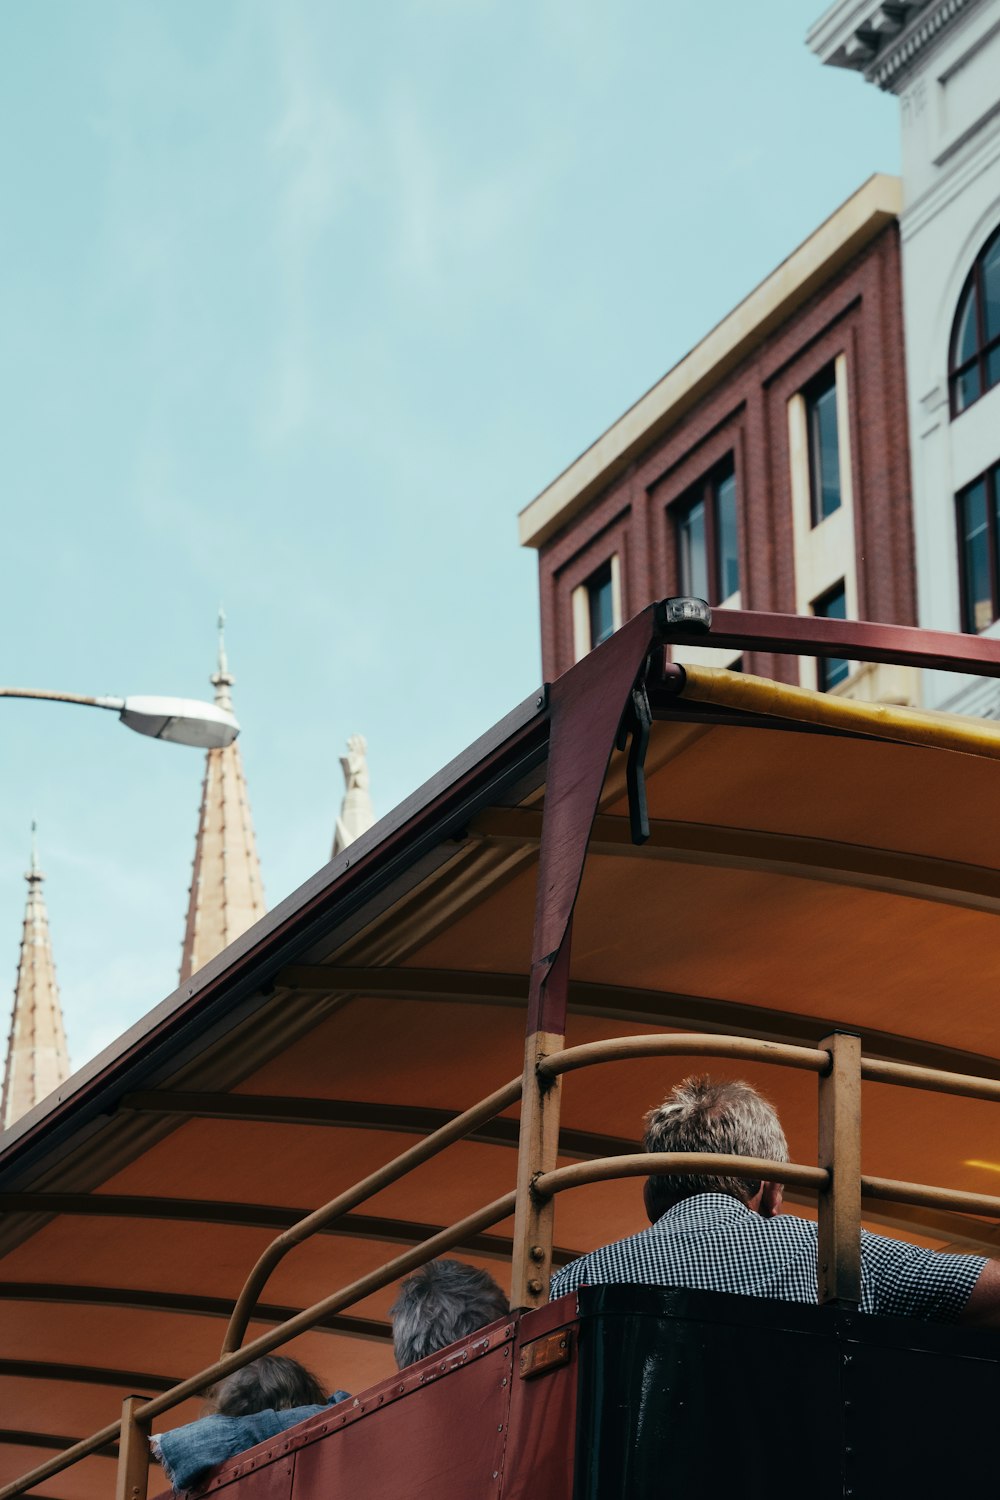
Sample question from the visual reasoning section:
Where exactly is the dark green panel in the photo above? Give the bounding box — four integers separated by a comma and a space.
571, 1286, 1000, 1500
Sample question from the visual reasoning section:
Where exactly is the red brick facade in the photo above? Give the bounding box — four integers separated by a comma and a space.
533, 223, 913, 683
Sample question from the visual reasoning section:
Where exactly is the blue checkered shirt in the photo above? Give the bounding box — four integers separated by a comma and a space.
549, 1193, 985, 1322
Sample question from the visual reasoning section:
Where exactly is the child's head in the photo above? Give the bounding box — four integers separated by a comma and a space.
208, 1354, 326, 1417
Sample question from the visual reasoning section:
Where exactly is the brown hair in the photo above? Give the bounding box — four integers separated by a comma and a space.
208, 1355, 326, 1417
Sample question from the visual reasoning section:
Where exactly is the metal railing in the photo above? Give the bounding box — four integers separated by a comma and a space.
5, 1030, 1000, 1500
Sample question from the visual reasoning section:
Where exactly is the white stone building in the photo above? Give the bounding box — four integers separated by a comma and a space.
810, 0, 1000, 712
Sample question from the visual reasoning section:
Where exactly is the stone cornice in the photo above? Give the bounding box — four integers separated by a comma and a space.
808, 0, 983, 91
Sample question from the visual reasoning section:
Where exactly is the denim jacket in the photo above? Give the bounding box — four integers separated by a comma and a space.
152, 1393, 351, 1493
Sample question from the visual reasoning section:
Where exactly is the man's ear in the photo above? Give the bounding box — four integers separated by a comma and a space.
759, 1180, 784, 1219
643, 1179, 658, 1224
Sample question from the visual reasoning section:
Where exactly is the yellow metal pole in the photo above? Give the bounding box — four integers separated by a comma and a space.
510, 1029, 564, 1309
114, 1396, 150, 1500
818, 1031, 862, 1306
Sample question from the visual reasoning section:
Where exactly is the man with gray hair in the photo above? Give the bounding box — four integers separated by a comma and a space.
550, 1075, 1000, 1326
390, 1258, 509, 1368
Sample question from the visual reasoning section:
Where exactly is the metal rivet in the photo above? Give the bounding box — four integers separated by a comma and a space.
536, 696, 544, 708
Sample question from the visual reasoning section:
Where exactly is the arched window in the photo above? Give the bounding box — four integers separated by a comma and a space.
950, 225, 1000, 416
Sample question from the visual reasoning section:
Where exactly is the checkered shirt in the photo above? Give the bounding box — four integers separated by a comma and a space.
549, 1193, 985, 1322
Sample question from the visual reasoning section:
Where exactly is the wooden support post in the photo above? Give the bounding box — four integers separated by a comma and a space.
510, 1030, 564, 1311
817, 1031, 862, 1307
115, 1396, 150, 1500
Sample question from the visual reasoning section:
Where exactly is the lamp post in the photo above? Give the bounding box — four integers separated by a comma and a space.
0, 687, 239, 750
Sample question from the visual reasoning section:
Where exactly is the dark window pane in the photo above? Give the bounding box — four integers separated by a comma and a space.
814, 583, 848, 691
960, 480, 991, 633
954, 362, 982, 412
818, 585, 847, 621
986, 344, 1000, 394
807, 374, 841, 524
678, 498, 709, 602
983, 238, 1000, 343
949, 236, 1000, 416
955, 281, 980, 364
588, 564, 615, 647
820, 655, 850, 690
716, 470, 740, 599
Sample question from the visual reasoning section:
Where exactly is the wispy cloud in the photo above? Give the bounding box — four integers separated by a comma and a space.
264, 6, 362, 444
387, 98, 556, 293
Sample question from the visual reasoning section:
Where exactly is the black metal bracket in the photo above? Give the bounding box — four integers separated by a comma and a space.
615, 668, 653, 845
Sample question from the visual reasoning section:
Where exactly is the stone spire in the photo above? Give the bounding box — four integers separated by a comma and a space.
332, 735, 376, 857
180, 614, 265, 982
2, 825, 71, 1129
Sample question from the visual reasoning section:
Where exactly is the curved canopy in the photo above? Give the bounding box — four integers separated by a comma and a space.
3, 608, 1000, 1499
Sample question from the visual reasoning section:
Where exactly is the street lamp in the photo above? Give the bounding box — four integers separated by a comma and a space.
0, 687, 240, 750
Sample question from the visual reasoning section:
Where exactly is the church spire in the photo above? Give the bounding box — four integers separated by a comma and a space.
211, 607, 234, 711
179, 618, 265, 982
2, 825, 71, 1129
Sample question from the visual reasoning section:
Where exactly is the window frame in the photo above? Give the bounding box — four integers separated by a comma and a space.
956, 462, 1000, 634
804, 364, 842, 527
949, 225, 1000, 418
570, 551, 624, 662
671, 457, 740, 606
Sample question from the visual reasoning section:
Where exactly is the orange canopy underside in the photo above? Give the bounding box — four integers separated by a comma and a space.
3, 698, 1000, 1498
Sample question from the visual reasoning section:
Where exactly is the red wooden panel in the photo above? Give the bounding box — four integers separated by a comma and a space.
502, 1301, 578, 1500
146, 1314, 586, 1500
151, 1451, 295, 1500
212, 1458, 294, 1499
290, 1344, 511, 1500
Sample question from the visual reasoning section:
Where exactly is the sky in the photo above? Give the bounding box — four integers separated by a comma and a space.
0, 1, 900, 1072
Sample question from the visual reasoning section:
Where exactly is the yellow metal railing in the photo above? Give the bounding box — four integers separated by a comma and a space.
5, 1032, 1000, 1500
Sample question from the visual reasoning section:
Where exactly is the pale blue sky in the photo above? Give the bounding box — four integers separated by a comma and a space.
1, 1, 899, 1069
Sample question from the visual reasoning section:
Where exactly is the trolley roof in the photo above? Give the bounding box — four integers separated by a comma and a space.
3, 606, 1000, 1499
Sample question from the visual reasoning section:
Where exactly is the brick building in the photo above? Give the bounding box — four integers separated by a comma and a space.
519, 176, 916, 702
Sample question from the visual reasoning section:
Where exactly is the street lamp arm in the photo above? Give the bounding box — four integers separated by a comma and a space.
1, 687, 239, 749
0, 687, 125, 711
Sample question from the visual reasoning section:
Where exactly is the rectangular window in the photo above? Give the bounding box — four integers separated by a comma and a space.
806, 366, 842, 526
957, 464, 1000, 633
677, 496, 708, 602
813, 581, 849, 692
674, 458, 740, 605
587, 560, 615, 648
